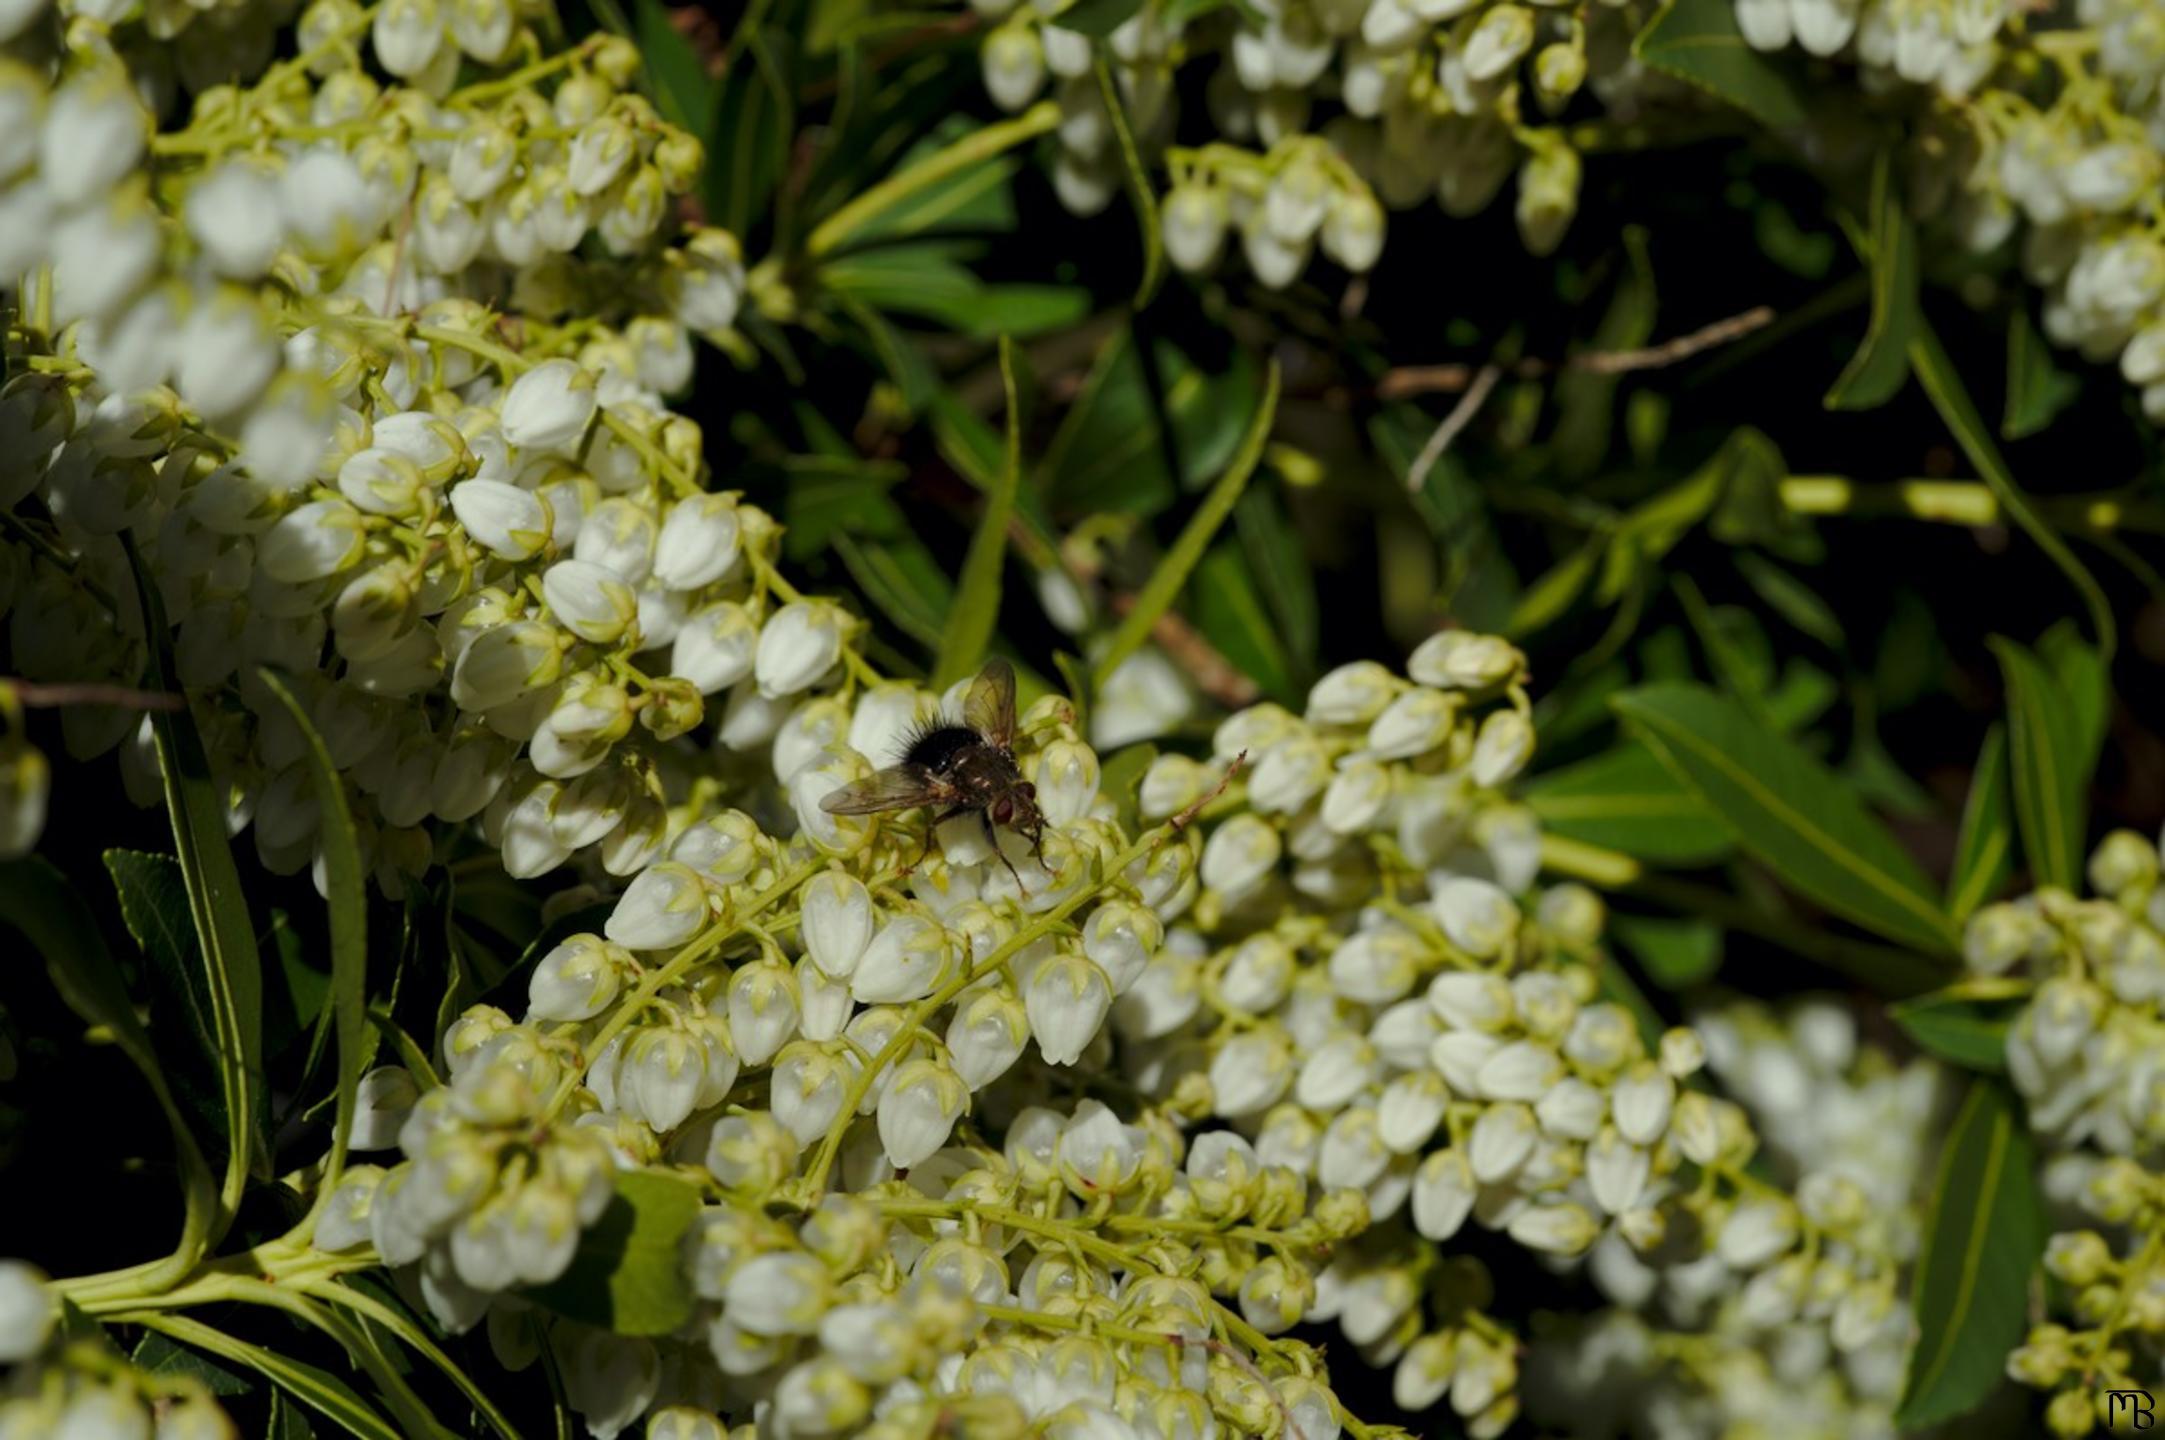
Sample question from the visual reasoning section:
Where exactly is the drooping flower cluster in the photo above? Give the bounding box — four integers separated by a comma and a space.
966, 0, 1681, 290
0, 1260, 236, 1438
1982, 829, 2165, 1435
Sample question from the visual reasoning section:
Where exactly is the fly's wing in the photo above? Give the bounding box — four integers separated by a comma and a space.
962, 658, 1019, 750
819, 766, 953, 816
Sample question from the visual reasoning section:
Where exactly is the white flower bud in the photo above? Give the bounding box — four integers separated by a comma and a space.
530, 934, 629, 1021
1434, 877, 1519, 959
982, 25, 1046, 112
450, 479, 553, 561
851, 913, 950, 1005
606, 863, 710, 950
1033, 738, 1100, 826
541, 559, 638, 645
1328, 928, 1420, 1005
1162, 183, 1231, 273
1469, 709, 1533, 787
556, 1329, 660, 1440
1717, 1199, 1799, 1270
1081, 901, 1160, 995
373, 0, 444, 75
756, 601, 848, 698
1250, 735, 1331, 814
1027, 952, 1112, 1066
1467, 1101, 1537, 1183
1210, 1028, 1293, 1116
672, 601, 760, 694
1200, 814, 1282, 898
0, 1261, 52, 1363
801, 871, 876, 977
1507, 1200, 1597, 1256
186, 160, 285, 279
502, 360, 599, 455
1139, 752, 1209, 820
946, 986, 1029, 1090
451, 621, 563, 711
42, 66, 146, 208
728, 957, 800, 1067
877, 1058, 968, 1169
653, 492, 743, 590
1476, 1040, 1562, 1102
1059, 1099, 1143, 1195
1367, 686, 1458, 759
260, 498, 367, 583
0, 744, 48, 861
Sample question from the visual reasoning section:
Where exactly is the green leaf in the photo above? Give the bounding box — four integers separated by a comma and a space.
1613, 684, 1959, 955
1990, 637, 2097, 891
845, 116, 1021, 245
707, 30, 795, 237
1555, 227, 1656, 478
1947, 724, 2013, 920
2002, 305, 2081, 441
1098, 742, 1157, 836
140, 1316, 402, 1440
1522, 743, 1734, 866
1732, 551, 1843, 649
1095, 56, 1165, 308
133, 1332, 254, 1396
1889, 987, 2021, 1072
1634, 0, 1807, 131
1825, 152, 1918, 411
634, 0, 719, 138
1896, 1079, 2045, 1428
935, 338, 1023, 689
834, 532, 953, 648
269, 1392, 319, 1440
1054, 0, 1144, 36
123, 533, 265, 1204
2039, 619, 2110, 764
1189, 542, 1294, 702
1040, 326, 1261, 518
1610, 913, 1723, 990
1505, 534, 1604, 638
527, 1171, 703, 1336
256, 669, 369, 1190
1095, 360, 1280, 689
1911, 322, 2115, 662
823, 245, 1091, 338
1235, 487, 1318, 678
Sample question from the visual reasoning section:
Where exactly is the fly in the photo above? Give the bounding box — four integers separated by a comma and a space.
819, 658, 1047, 890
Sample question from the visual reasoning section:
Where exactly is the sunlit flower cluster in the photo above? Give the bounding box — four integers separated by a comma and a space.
0, 1260, 236, 1439
1982, 829, 2165, 1435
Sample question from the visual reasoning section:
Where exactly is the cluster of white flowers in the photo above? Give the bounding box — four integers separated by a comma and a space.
1734, 0, 2165, 420
1522, 1000, 1937, 1440
1981, 829, 2165, 1435
966, 0, 1666, 290
0, 1260, 235, 1439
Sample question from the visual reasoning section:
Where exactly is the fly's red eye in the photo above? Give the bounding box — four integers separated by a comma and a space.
992, 797, 1013, 823
1021, 782, 1037, 798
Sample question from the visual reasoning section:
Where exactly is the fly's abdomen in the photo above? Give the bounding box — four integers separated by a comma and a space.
901, 725, 984, 776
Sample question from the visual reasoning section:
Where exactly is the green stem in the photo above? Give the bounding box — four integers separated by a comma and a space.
805, 100, 1061, 258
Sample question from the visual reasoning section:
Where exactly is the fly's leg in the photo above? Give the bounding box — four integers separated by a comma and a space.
910, 806, 969, 874
984, 812, 1030, 898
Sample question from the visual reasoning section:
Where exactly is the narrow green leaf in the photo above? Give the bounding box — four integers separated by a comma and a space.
1896, 1079, 2045, 1427
1522, 743, 1734, 866
1889, 988, 2021, 1072
1633, 0, 1807, 131
527, 1171, 704, 1336
1098, 741, 1157, 836
1732, 552, 1844, 649
1947, 724, 2013, 920
1911, 323, 2116, 661
1610, 913, 1723, 990
1094, 359, 1280, 688
306, 1280, 522, 1440
1990, 637, 2095, 891
1095, 56, 1165, 308
1190, 542, 1294, 703
834, 532, 952, 648
634, 0, 719, 137
807, 101, 1059, 258
1505, 533, 1605, 638
123, 532, 265, 1205
1235, 486, 1318, 678
2038, 619, 2110, 764
1613, 684, 1959, 955
256, 668, 369, 1190
708, 30, 794, 237
934, 337, 1021, 689
2002, 305, 2081, 441
1056, 0, 1145, 36
133, 1332, 254, 1395
269, 1392, 319, 1440
135, 1316, 403, 1440
1825, 152, 1918, 410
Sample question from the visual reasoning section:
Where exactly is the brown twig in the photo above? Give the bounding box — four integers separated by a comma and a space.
2, 679, 184, 711
1377, 304, 1777, 400
1107, 594, 1262, 708
1405, 363, 1500, 494
1169, 1333, 1305, 1440
1166, 749, 1247, 838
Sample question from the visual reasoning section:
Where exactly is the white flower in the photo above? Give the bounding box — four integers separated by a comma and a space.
529, 934, 627, 1021
542, 559, 638, 644
1434, 877, 1519, 958
451, 621, 562, 711
1027, 952, 1112, 1066
1467, 1100, 1537, 1182
876, 1059, 967, 1169
605, 863, 710, 950
41, 66, 146, 207
947, 986, 1029, 1089
451, 479, 553, 561
1408, 631, 1524, 689
1210, 1028, 1292, 1116
1162, 183, 1231, 273
653, 492, 743, 590
260, 498, 366, 583
502, 360, 600, 454
556, 1329, 660, 1440
1610, 1061, 1674, 1145
282, 147, 383, 257
1717, 1199, 1799, 1270
1535, 1076, 1604, 1140
982, 25, 1047, 112
51, 194, 162, 325
851, 913, 950, 1004
727, 959, 800, 1067
620, 1027, 707, 1132
672, 602, 760, 694
673, 229, 746, 332
801, 871, 876, 977
1367, 686, 1457, 759
1469, 709, 1533, 787
1033, 739, 1101, 827
1507, 1201, 1597, 1256
1586, 1127, 1651, 1215
0, 1261, 52, 1363
176, 289, 281, 421
1200, 814, 1282, 898
1477, 1040, 1562, 1102
0, 745, 48, 861
186, 161, 285, 279
1090, 649, 1192, 749
755, 601, 847, 698
1058, 1099, 1142, 1194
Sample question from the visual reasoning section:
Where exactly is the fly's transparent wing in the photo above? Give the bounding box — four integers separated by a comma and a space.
962, 658, 1019, 750
818, 766, 953, 816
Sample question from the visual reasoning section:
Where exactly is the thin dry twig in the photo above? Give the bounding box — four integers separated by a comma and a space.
2, 679, 184, 711
1106, 593, 1261, 708
1377, 305, 1777, 400
1166, 749, 1247, 838
1405, 363, 1500, 494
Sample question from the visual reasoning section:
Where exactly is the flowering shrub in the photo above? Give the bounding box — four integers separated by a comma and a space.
2, 0, 2162, 1434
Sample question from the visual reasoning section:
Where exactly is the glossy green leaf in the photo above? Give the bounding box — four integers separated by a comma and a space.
2039, 619, 2110, 764
2002, 306, 2080, 441
1896, 1079, 2044, 1428
1613, 684, 1959, 955
835, 532, 954, 649
708, 30, 795, 237
1098, 741, 1157, 836
1095, 57, 1165, 308
1947, 724, 2013, 920
936, 339, 1022, 689
1732, 552, 1843, 649
823, 245, 1090, 338
124, 533, 265, 1204
256, 668, 369, 1188
1190, 542, 1294, 703
1055, 0, 1145, 36
1040, 326, 1261, 518
138, 1316, 402, 1440
1610, 913, 1723, 990
133, 1333, 253, 1396
1235, 487, 1318, 678
269, 1392, 318, 1440
528, 1171, 704, 1336
1505, 535, 1605, 638
1634, 0, 1807, 131
1990, 637, 2096, 891
846, 116, 1022, 244
1095, 360, 1280, 688
1522, 743, 1734, 866
1825, 152, 1917, 411
1911, 323, 2115, 661
634, 0, 719, 138
1889, 988, 2021, 1072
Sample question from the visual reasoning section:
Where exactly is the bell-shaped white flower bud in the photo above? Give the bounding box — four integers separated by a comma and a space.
1408, 631, 1526, 690
451, 621, 563, 711
373, 0, 444, 75
556, 1329, 661, 1440
260, 498, 367, 584
1031, 738, 1100, 826
620, 1026, 708, 1133
1377, 1070, 1449, 1154
1532, 1075, 1603, 1141
605, 862, 710, 950
502, 359, 599, 455
541, 559, 638, 645
797, 872, 875, 980
1470, 709, 1534, 787
42, 65, 146, 207
946, 986, 1029, 1090
1476, 1039, 1562, 1102
728, 956, 800, 1067
186, 160, 285, 280
981, 24, 1046, 112
851, 912, 950, 1005
1026, 951, 1112, 1067
1585, 1126, 1651, 1216
1081, 901, 1160, 996
1717, 1198, 1799, 1270
450, 479, 553, 562
1411, 1150, 1476, 1242
651, 492, 743, 591
1507, 1200, 1597, 1257
755, 600, 847, 698
1328, 928, 1421, 1005
1209, 1027, 1293, 1116
529, 934, 630, 1021
1367, 686, 1459, 760
0, 744, 48, 861
1058, 1099, 1142, 1195
1434, 877, 1519, 958
876, 1058, 968, 1169
671, 601, 760, 694
770, 1041, 850, 1145
1200, 814, 1282, 899
1090, 649, 1193, 750
1467, 1100, 1537, 1183
1611, 1060, 1675, 1145
0, 1261, 52, 1363
725, 1251, 833, 1339
1320, 188, 1386, 273
1161, 183, 1231, 273
348, 1065, 419, 1150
